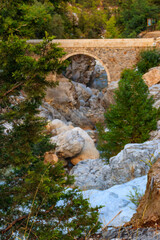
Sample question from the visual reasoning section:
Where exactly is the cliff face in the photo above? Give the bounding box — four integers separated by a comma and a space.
130, 158, 160, 228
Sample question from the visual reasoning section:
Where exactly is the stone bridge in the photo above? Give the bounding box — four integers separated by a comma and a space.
29, 38, 159, 84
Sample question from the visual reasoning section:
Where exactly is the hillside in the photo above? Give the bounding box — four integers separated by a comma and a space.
0, 0, 159, 39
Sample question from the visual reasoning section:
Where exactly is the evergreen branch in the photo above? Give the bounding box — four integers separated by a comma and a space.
27, 198, 46, 240
1, 214, 28, 234
45, 204, 56, 213
0, 82, 23, 99
23, 168, 49, 238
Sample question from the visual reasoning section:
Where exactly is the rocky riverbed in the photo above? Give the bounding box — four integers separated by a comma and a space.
39, 68, 160, 239
63, 54, 108, 90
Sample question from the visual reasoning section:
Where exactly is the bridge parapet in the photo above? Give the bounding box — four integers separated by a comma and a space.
28, 38, 155, 48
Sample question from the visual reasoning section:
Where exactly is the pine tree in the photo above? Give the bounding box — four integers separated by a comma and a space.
97, 69, 158, 161
0, 35, 101, 239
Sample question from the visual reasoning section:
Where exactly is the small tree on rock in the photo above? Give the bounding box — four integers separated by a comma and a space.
97, 69, 158, 161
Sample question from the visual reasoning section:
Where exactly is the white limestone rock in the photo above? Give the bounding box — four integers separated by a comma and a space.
46, 119, 67, 132
109, 140, 160, 186
70, 159, 111, 190
149, 83, 160, 101
83, 175, 147, 227
46, 119, 74, 136
149, 120, 160, 140
70, 127, 100, 165
51, 125, 74, 136
153, 99, 160, 109
71, 140, 160, 190
51, 129, 85, 158
149, 83, 160, 109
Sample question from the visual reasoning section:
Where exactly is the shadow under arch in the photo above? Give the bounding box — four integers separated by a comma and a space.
62, 51, 111, 84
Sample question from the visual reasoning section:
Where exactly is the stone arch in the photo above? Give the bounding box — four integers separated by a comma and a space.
62, 51, 111, 84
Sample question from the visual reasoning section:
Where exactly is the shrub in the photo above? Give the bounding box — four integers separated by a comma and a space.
127, 188, 144, 207
137, 49, 160, 74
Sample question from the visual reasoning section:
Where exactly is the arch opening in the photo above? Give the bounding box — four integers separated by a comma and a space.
62, 52, 111, 90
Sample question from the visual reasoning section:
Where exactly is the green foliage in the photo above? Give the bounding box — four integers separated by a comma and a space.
117, 0, 159, 37
157, 20, 160, 30
0, 0, 67, 39
0, 0, 159, 39
19, 1, 54, 38
78, 9, 108, 38
97, 69, 158, 161
127, 188, 144, 207
64, 1, 109, 38
74, 0, 101, 9
137, 49, 160, 74
48, 13, 65, 39
105, 16, 121, 38
0, 35, 101, 239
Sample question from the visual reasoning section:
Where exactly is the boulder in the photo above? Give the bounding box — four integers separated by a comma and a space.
85, 129, 97, 142
101, 80, 119, 108
64, 55, 108, 90
46, 119, 74, 136
39, 102, 66, 122
51, 125, 74, 136
51, 129, 85, 158
153, 99, 160, 109
109, 140, 160, 186
69, 109, 94, 129
72, 82, 92, 102
70, 127, 100, 165
45, 76, 79, 109
89, 94, 102, 109
46, 119, 67, 132
42, 75, 105, 129
71, 140, 160, 190
130, 158, 160, 228
44, 151, 58, 165
70, 159, 111, 189
143, 67, 160, 87
150, 130, 160, 140
39, 74, 107, 128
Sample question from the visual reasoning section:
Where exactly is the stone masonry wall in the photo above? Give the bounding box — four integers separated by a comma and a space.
62, 47, 142, 82
28, 38, 158, 84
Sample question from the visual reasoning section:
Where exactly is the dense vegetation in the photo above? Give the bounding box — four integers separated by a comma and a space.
0, 35, 102, 239
137, 49, 160, 74
0, 0, 160, 39
97, 68, 158, 160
